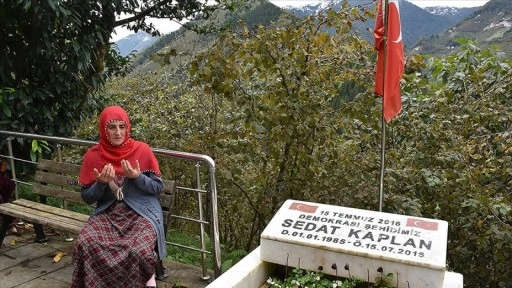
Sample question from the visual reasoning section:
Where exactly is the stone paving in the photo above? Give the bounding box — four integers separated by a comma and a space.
0, 223, 213, 288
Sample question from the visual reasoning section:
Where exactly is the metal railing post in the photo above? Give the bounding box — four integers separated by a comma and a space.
195, 162, 210, 280
207, 162, 221, 278
6, 137, 18, 199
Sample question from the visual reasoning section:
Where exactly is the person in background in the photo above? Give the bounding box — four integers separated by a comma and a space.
72, 106, 165, 288
0, 157, 15, 204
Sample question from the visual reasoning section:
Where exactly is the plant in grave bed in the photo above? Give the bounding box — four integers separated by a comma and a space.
266, 266, 394, 288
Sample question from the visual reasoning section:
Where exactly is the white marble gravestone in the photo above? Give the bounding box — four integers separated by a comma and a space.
260, 199, 454, 287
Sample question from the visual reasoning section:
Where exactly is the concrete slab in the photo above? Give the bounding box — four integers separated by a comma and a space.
0, 241, 57, 271
0, 246, 72, 288
46, 265, 74, 283
12, 277, 69, 288
1, 233, 33, 252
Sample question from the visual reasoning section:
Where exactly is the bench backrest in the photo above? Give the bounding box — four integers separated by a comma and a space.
34, 159, 176, 223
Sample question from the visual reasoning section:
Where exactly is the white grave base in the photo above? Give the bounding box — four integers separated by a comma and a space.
260, 238, 445, 287
206, 247, 463, 288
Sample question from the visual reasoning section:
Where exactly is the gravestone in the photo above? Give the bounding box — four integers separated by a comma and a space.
260, 199, 458, 287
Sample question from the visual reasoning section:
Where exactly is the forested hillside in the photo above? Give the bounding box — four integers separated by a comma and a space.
130, 0, 294, 76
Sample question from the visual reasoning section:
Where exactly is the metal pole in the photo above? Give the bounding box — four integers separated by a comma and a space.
378, 0, 390, 212
208, 163, 221, 278
6, 137, 18, 200
7, 137, 24, 225
195, 162, 210, 280
379, 115, 386, 212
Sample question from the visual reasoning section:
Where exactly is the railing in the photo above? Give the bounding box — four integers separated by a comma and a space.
0, 130, 222, 279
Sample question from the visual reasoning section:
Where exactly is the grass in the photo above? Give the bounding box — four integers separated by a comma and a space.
166, 229, 248, 273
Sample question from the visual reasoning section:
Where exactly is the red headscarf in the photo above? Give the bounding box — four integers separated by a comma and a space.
79, 106, 161, 186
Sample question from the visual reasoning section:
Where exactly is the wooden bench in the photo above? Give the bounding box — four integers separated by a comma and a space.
0, 159, 176, 280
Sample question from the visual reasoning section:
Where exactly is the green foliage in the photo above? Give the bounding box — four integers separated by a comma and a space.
267, 268, 393, 288
0, 88, 14, 121
393, 41, 512, 287
30, 140, 51, 162
167, 229, 213, 266
16, 182, 36, 202
105, 44, 136, 78
219, 249, 248, 272
189, 5, 375, 252
268, 268, 336, 288
0, 0, 106, 138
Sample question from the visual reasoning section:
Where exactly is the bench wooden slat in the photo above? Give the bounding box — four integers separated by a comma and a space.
0, 202, 86, 234
161, 179, 176, 208
37, 159, 82, 174
14, 199, 90, 222
158, 193, 173, 209
34, 171, 81, 190
33, 184, 86, 204
160, 180, 176, 224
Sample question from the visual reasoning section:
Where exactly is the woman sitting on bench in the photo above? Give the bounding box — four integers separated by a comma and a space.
72, 106, 165, 288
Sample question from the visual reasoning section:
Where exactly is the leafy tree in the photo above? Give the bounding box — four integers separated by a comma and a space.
0, 0, 237, 145
189, 4, 376, 251
393, 40, 512, 287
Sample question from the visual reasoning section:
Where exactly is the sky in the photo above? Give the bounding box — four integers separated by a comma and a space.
269, 0, 490, 8
112, 0, 490, 41
111, 18, 183, 42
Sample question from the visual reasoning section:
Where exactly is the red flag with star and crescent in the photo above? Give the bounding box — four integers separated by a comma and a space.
374, 0, 404, 123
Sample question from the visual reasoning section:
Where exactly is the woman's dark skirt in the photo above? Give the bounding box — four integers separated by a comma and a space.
72, 201, 157, 288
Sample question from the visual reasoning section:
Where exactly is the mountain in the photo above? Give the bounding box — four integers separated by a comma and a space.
424, 6, 477, 18
283, 0, 478, 50
128, 0, 294, 75
412, 0, 512, 57
114, 31, 159, 57
122, 0, 510, 74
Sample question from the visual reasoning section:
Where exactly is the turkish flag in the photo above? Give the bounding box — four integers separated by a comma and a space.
374, 0, 404, 123
406, 218, 439, 231
289, 202, 318, 213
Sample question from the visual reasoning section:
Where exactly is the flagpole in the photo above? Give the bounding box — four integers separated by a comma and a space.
379, 115, 386, 212
378, 0, 390, 212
